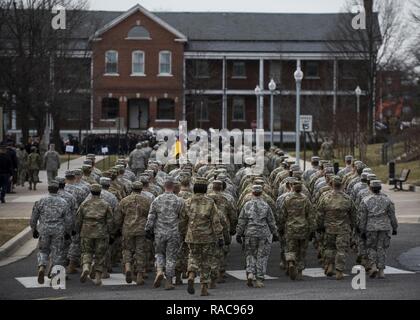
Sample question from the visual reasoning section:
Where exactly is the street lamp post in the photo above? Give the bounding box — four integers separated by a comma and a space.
294, 63, 304, 165
355, 86, 362, 159
254, 85, 262, 130
269, 79, 276, 147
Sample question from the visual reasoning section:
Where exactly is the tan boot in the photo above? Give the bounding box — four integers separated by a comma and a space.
66, 260, 78, 274
187, 271, 195, 295
296, 270, 303, 281
37, 266, 45, 285
288, 261, 297, 280
247, 272, 254, 287
217, 271, 226, 283
89, 265, 96, 279
125, 263, 132, 284
255, 280, 264, 288
209, 278, 216, 289
153, 269, 164, 288
136, 272, 145, 285
80, 264, 90, 283
378, 268, 385, 279
94, 271, 102, 286
164, 278, 175, 290
200, 283, 209, 296
369, 264, 378, 278
336, 270, 344, 280
326, 264, 334, 277
175, 272, 183, 285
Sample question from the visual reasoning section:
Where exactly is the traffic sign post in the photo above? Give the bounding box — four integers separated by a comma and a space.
299, 115, 313, 171
65, 145, 74, 170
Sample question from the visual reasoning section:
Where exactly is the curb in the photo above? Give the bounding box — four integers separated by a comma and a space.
0, 226, 32, 260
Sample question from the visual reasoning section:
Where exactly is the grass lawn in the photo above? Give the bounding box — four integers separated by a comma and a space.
288, 142, 419, 185
0, 219, 30, 247
59, 154, 80, 164
95, 155, 119, 172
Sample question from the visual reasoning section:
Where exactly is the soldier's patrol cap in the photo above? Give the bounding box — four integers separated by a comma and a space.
311, 156, 320, 162
292, 170, 303, 178
136, 143, 142, 148
139, 175, 150, 183
86, 154, 96, 159
99, 177, 111, 186
83, 159, 93, 166
290, 164, 301, 171
292, 180, 302, 187
254, 179, 265, 185
65, 170, 75, 177
115, 165, 125, 171
153, 144, 159, 150
132, 181, 143, 190
332, 175, 342, 185
252, 185, 263, 193
217, 173, 228, 181
345, 155, 353, 161
275, 150, 285, 156
370, 180, 382, 188
90, 184, 102, 192
82, 164, 92, 170
362, 168, 372, 174
367, 174, 377, 181
73, 169, 82, 176
325, 167, 334, 174
48, 180, 59, 188
193, 177, 208, 186
244, 157, 256, 165
213, 180, 223, 186
165, 176, 176, 184
355, 162, 367, 170
361, 172, 369, 180
56, 177, 66, 184
353, 160, 362, 167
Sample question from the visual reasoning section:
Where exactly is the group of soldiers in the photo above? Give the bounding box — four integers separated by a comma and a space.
29, 140, 398, 296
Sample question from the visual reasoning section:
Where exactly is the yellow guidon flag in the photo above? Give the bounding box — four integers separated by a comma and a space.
175, 139, 182, 157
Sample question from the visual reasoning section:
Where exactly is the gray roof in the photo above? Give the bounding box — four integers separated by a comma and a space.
79, 11, 380, 53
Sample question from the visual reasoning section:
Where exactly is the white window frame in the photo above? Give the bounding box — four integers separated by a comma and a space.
131, 50, 146, 76
104, 50, 119, 76
232, 61, 246, 79
232, 97, 246, 121
158, 51, 172, 76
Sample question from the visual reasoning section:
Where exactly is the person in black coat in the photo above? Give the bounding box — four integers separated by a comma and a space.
0, 144, 14, 203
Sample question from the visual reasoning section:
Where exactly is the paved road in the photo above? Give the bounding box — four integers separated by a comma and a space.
0, 222, 419, 300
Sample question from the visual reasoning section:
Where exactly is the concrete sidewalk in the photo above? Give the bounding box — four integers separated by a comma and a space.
0, 155, 106, 219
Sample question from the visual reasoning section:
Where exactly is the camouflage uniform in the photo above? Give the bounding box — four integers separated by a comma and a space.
145, 191, 184, 279
317, 186, 356, 273
129, 144, 146, 177
279, 188, 315, 274
43, 149, 60, 184
30, 192, 72, 267
115, 186, 151, 278
180, 193, 223, 285
236, 193, 278, 282
76, 190, 114, 274
16, 147, 28, 186
27, 150, 42, 189
359, 187, 398, 271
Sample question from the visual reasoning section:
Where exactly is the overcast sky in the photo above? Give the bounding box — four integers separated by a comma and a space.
88, 0, 349, 12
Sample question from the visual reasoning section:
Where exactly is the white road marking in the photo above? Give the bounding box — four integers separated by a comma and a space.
14, 266, 416, 288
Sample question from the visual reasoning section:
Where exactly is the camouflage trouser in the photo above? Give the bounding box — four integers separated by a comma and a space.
37, 233, 65, 267
154, 233, 180, 278
175, 241, 189, 274
62, 237, 72, 266
324, 233, 350, 271
111, 236, 122, 266
122, 235, 147, 272
81, 237, 108, 273
46, 170, 58, 184
285, 238, 308, 271
68, 233, 81, 264
357, 233, 367, 258
146, 239, 155, 271
244, 237, 271, 281
280, 234, 287, 266
17, 167, 27, 185
28, 169, 39, 184
366, 231, 390, 269
210, 244, 228, 280
188, 243, 216, 284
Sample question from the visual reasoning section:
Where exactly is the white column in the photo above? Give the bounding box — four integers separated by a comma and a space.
11, 110, 16, 130
222, 57, 227, 129
259, 58, 264, 129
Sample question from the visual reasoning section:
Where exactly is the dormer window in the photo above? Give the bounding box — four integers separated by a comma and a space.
127, 26, 151, 39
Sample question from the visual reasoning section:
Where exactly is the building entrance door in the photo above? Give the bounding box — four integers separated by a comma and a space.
128, 98, 149, 130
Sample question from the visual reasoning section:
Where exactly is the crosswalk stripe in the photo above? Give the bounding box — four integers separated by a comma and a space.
14, 265, 416, 288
